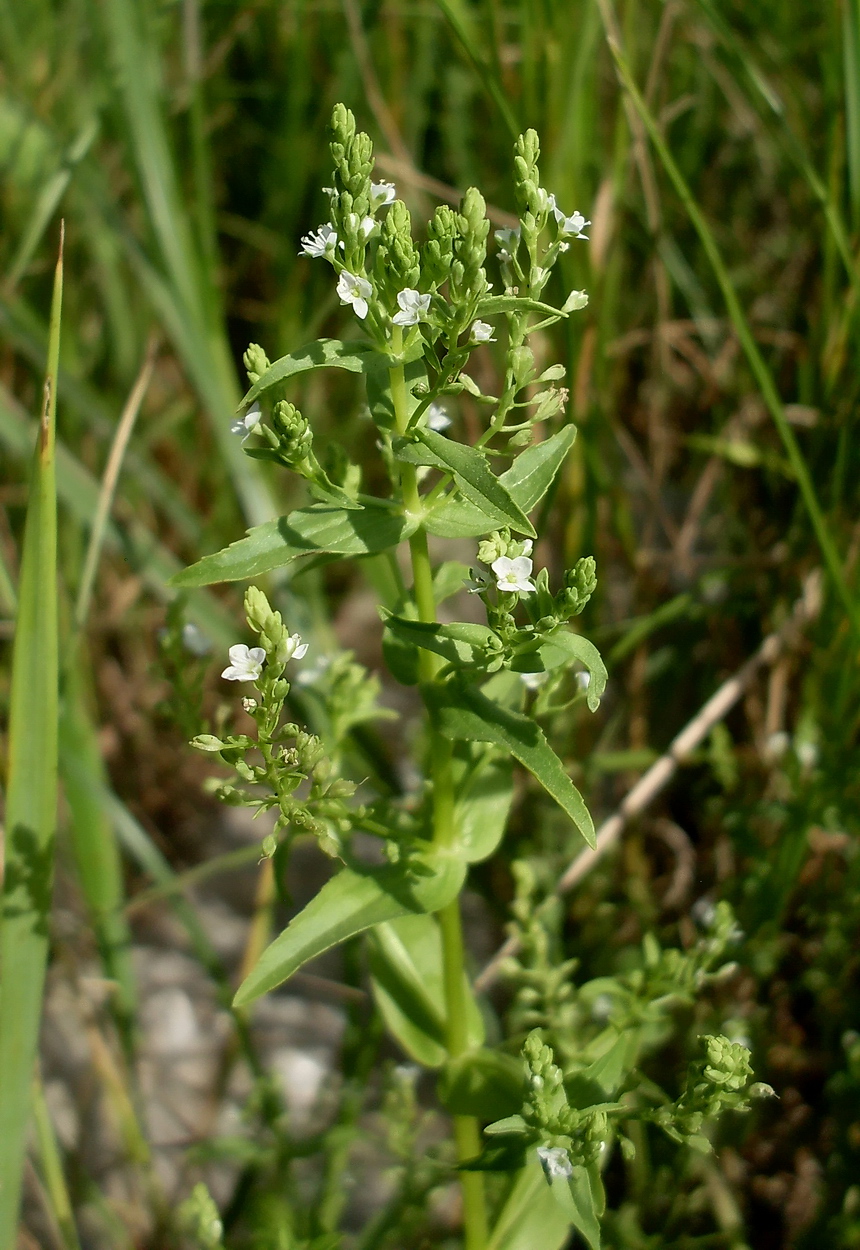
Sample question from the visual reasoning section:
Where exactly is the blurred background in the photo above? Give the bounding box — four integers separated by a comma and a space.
1, 0, 860, 1246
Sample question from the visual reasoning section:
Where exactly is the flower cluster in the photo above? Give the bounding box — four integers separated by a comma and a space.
192, 588, 356, 858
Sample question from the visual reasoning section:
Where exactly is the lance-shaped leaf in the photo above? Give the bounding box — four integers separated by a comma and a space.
427, 683, 595, 847
240, 338, 376, 406
396, 428, 536, 537
172, 502, 414, 587
0, 234, 62, 1246
426, 425, 576, 538
234, 851, 466, 1007
486, 1154, 574, 1250
369, 913, 484, 1068
383, 613, 502, 669
475, 294, 565, 319
511, 631, 607, 712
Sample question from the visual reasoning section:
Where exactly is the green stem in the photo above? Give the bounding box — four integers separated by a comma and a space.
389, 331, 488, 1250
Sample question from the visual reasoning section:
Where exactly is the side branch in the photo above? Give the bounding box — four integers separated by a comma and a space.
474, 571, 823, 992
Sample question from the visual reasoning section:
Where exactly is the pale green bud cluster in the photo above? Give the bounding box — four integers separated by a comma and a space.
328, 104, 374, 269
423, 205, 458, 289
243, 342, 271, 386
519, 1031, 608, 1168
271, 400, 314, 469
556, 557, 597, 619
178, 1182, 224, 1250
476, 528, 533, 566
374, 200, 421, 307
449, 188, 490, 314
651, 1033, 763, 1151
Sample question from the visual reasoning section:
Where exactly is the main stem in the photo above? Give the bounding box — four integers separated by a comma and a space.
389, 336, 488, 1250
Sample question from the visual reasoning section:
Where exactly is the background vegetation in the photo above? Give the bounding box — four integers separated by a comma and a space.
1, 0, 859, 1246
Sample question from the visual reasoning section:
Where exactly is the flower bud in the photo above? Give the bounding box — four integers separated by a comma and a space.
243, 342, 270, 385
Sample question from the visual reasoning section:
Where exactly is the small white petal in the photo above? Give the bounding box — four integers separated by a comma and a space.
221, 643, 266, 682
182, 622, 210, 656
470, 319, 496, 343
520, 671, 549, 691
337, 271, 373, 319
370, 180, 397, 208
537, 1146, 572, 1182
491, 555, 536, 595
300, 223, 338, 258
426, 402, 451, 432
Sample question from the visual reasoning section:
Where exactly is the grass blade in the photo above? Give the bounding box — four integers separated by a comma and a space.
0, 225, 63, 1245
73, 336, 156, 631
59, 651, 138, 1057
598, 9, 860, 640
844, 0, 860, 229
31, 1071, 83, 1250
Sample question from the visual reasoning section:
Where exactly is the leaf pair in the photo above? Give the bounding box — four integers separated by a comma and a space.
173, 421, 577, 586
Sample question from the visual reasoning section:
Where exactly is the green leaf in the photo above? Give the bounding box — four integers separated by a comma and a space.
511, 631, 607, 712
172, 502, 413, 587
439, 1049, 524, 1120
0, 238, 62, 1246
60, 647, 137, 1053
475, 294, 565, 319
455, 752, 514, 863
233, 852, 466, 1007
425, 426, 576, 538
428, 683, 595, 847
240, 338, 377, 406
486, 1155, 573, 1250
384, 613, 500, 669
398, 428, 536, 537
369, 913, 484, 1068
550, 1166, 603, 1250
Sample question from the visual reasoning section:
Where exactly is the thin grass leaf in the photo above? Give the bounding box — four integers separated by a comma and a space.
31, 1072, 83, 1250
434, 0, 519, 139
0, 384, 238, 647
601, 17, 860, 639
73, 337, 156, 631
844, 0, 860, 229
0, 227, 63, 1247
59, 649, 138, 1056
4, 117, 98, 292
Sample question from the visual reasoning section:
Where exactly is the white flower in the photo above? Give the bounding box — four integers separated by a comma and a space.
520, 671, 549, 691
222, 644, 266, 682
470, 319, 496, 343
283, 633, 309, 662
491, 555, 536, 594
494, 226, 521, 262
337, 270, 373, 319
426, 402, 451, 432
300, 222, 338, 258
392, 288, 431, 326
370, 180, 397, 209
231, 401, 262, 441
519, 539, 534, 557
536, 1146, 573, 1182
181, 622, 210, 656
575, 671, 591, 692
554, 205, 590, 239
